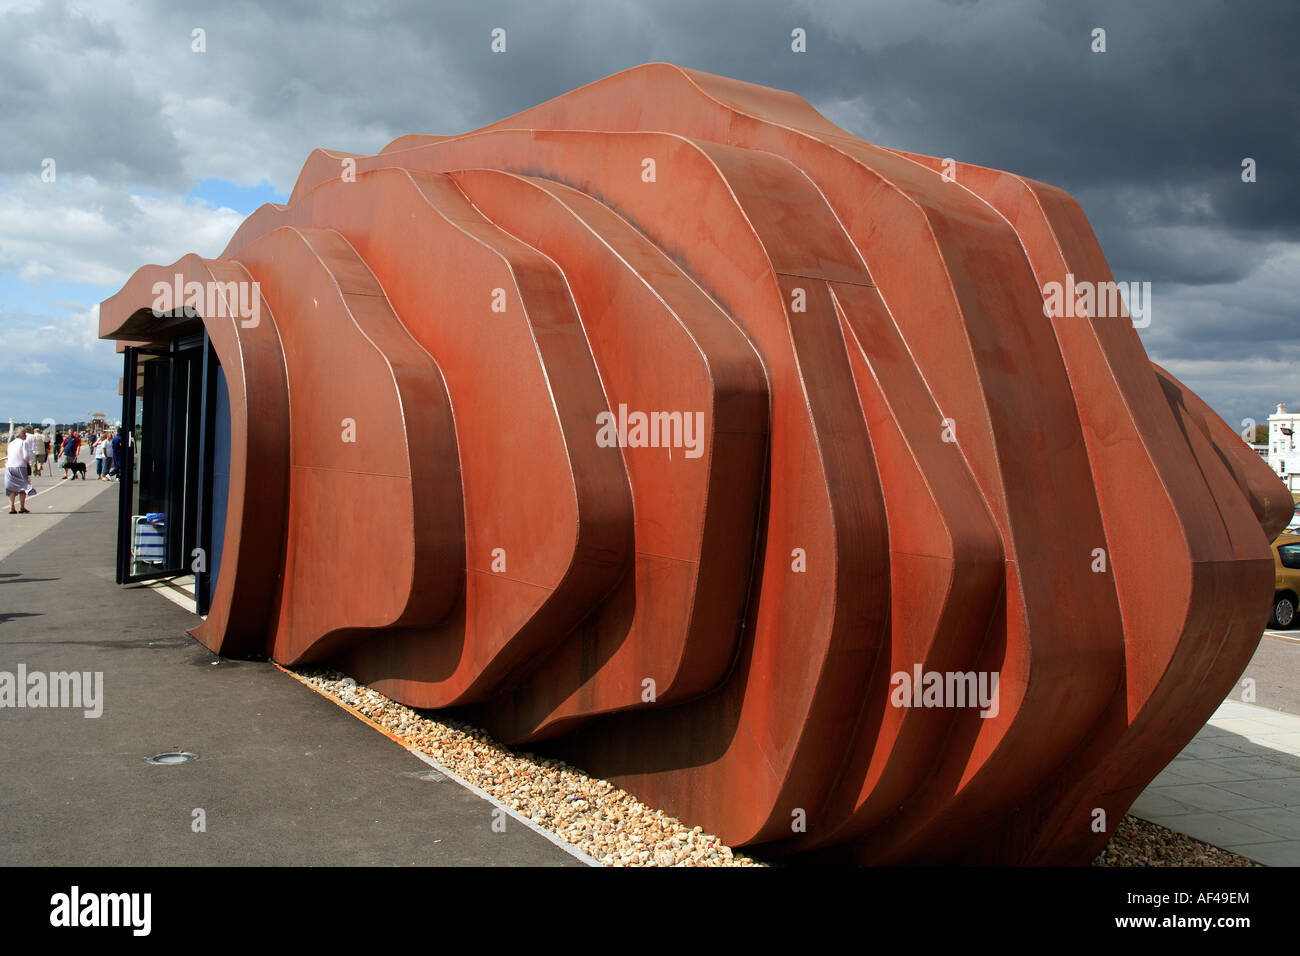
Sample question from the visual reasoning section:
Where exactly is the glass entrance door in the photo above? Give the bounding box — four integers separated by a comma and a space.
116, 341, 204, 584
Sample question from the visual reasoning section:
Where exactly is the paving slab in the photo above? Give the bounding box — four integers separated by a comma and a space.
1132, 696, 1300, 866
1150, 812, 1281, 849
1223, 807, 1300, 841
1217, 840, 1300, 867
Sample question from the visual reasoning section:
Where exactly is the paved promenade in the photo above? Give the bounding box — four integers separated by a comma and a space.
0, 482, 585, 866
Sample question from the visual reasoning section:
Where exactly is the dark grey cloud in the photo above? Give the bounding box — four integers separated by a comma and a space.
800, 1, 1300, 238
0, 0, 186, 187
0, 0, 1295, 425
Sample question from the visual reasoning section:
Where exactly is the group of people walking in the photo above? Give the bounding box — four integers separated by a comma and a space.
5, 426, 126, 515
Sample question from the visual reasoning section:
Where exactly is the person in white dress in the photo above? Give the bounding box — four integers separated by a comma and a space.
6, 427, 37, 513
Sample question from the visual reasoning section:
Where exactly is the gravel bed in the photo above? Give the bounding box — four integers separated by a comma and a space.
1093, 814, 1261, 866
291, 666, 1261, 868
292, 667, 765, 866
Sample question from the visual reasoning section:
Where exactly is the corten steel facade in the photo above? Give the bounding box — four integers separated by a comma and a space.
99, 64, 1291, 864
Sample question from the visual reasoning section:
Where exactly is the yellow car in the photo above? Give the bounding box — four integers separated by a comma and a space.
1270, 533, 1300, 628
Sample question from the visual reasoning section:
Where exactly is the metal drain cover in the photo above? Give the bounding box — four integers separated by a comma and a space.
145, 751, 198, 765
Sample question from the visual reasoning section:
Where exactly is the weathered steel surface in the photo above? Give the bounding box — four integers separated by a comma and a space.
100, 64, 1288, 863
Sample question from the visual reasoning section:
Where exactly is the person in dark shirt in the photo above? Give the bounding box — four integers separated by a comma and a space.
110, 427, 125, 479
61, 431, 78, 479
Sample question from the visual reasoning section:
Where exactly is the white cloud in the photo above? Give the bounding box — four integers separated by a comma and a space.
0, 300, 116, 422
0, 174, 244, 288
18, 261, 54, 282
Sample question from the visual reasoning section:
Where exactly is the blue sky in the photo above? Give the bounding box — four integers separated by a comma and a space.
186, 178, 287, 213
0, 175, 286, 426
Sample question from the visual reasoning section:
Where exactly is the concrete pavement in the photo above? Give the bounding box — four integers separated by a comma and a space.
1131, 698, 1300, 866
0, 486, 587, 866
0, 470, 115, 562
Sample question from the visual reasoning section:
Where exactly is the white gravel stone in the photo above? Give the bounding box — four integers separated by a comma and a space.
293, 667, 766, 867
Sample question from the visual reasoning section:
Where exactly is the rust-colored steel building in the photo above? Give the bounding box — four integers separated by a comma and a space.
100, 64, 1290, 864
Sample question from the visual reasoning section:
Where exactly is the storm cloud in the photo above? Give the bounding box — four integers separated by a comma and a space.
0, 0, 1295, 426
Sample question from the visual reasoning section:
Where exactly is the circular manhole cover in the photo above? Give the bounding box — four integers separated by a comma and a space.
145, 751, 198, 765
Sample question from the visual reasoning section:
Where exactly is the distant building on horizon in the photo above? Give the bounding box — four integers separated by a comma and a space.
1267, 402, 1300, 492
